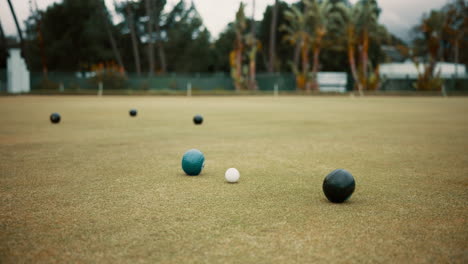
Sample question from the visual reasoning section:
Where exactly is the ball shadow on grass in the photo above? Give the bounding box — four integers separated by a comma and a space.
179, 173, 204, 177
320, 197, 361, 205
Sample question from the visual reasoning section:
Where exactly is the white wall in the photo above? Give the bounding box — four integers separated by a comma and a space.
380, 61, 467, 79
7, 48, 30, 93
318, 72, 347, 93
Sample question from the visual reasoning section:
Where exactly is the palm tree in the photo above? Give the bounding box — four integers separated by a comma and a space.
413, 10, 445, 90
247, 0, 258, 90
282, 0, 334, 91
306, 0, 334, 90
268, 0, 279, 73
340, 2, 361, 92
443, 0, 466, 78
231, 3, 247, 91
125, 0, 141, 76
355, 0, 380, 91
281, 3, 312, 91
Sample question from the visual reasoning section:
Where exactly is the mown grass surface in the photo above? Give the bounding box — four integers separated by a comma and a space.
0, 96, 467, 263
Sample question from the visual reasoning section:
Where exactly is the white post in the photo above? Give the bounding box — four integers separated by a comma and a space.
274, 83, 278, 97
98, 81, 103, 96
441, 83, 447, 98
187, 82, 192, 97
59, 82, 64, 92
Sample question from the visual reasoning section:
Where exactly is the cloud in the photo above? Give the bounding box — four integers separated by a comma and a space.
0, 0, 451, 41
378, 0, 448, 41
165, 0, 298, 38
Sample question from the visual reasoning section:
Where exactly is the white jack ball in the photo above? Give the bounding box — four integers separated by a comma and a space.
225, 168, 240, 183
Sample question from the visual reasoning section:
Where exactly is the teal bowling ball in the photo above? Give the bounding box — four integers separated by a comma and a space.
323, 169, 355, 203
181, 149, 205, 176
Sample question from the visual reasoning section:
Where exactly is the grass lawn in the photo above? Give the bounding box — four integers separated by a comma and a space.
0, 96, 467, 263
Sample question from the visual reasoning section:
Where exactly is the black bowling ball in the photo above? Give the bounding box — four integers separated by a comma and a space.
193, 115, 203, 125
323, 169, 355, 203
129, 109, 138, 117
50, 113, 61, 124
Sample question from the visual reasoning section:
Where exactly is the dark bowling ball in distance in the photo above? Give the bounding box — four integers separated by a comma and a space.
129, 109, 138, 117
323, 169, 355, 203
50, 113, 61, 124
193, 115, 203, 125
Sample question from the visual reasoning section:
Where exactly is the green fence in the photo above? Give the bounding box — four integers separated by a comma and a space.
0, 69, 6, 92
380, 77, 416, 91
443, 77, 468, 91
125, 73, 236, 91
256, 73, 297, 91
23, 71, 468, 93
30, 72, 300, 92
380, 75, 468, 92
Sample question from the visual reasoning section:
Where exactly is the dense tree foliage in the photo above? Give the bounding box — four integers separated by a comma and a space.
24, 0, 119, 72
258, 1, 293, 72
163, 1, 213, 72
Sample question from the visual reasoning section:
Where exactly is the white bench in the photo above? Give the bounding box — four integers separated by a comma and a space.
317, 72, 347, 93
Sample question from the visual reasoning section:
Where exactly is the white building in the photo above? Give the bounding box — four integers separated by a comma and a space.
379, 60, 467, 79
7, 48, 30, 93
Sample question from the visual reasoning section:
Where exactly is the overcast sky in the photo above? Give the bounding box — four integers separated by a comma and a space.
0, 0, 449, 41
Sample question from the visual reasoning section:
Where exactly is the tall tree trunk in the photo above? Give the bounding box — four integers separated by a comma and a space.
248, 0, 258, 90
310, 30, 324, 91
361, 28, 369, 92
268, 0, 278, 73
155, 20, 167, 73
301, 38, 310, 92
348, 44, 361, 92
235, 31, 243, 91
311, 45, 320, 91
157, 41, 166, 73
104, 19, 125, 73
101, 1, 125, 72
37, 19, 48, 78
454, 37, 459, 78
249, 53, 257, 90
251, 0, 256, 47
347, 26, 361, 92
126, 2, 141, 76
261, 48, 269, 70
145, 0, 155, 76
30, 1, 48, 78
293, 41, 301, 71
